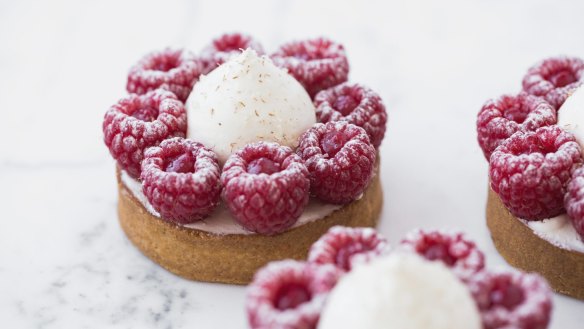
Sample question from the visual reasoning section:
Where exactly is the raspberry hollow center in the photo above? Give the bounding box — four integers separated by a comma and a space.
334, 94, 360, 116
148, 55, 181, 72
546, 68, 577, 88
131, 105, 159, 122
502, 101, 527, 124
247, 157, 281, 175
321, 131, 349, 157
423, 244, 456, 266
165, 153, 195, 173
490, 282, 525, 311
274, 283, 312, 310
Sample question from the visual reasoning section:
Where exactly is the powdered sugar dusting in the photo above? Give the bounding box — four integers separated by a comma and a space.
246, 260, 341, 329
468, 269, 552, 329
400, 228, 485, 280
307, 226, 389, 271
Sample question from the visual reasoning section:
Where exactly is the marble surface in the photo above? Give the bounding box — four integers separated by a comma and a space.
1, 0, 583, 327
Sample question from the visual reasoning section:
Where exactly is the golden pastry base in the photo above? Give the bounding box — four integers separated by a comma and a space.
117, 169, 382, 285
486, 188, 584, 300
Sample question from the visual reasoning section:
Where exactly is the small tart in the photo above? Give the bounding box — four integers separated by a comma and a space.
486, 187, 584, 300
117, 164, 382, 285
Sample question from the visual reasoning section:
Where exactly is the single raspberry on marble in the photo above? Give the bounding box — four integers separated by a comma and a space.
522, 56, 584, 109
314, 83, 387, 148
477, 93, 557, 160
400, 229, 485, 280
467, 269, 553, 329
308, 226, 389, 272
221, 142, 310, 235
271, 38, 349, 98
200, 32, 265, 74
103, 89, 187, 179
127, 48, 203, 102
246, 260, 341, 329
489, 126, 582, 220
297, 121, 376, 204
564, 166, 584, 240
140, 137, 221, 224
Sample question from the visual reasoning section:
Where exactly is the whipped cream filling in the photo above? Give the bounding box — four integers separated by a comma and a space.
520, 215, 584, 253
120, 170, 341, 235
558, 84, 584, 147
186, 49, 316, 164
318, 253, 482, 329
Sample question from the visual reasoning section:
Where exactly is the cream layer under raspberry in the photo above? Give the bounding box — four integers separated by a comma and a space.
520, 216, 584, 253
121, 170, 342, 235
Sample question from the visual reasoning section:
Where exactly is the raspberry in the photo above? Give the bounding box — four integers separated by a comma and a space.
200, 33, 265, 74
246, 260, 341, 329
564, 166, 584, 239
467, 270, 553, 329
314, 83, 387, 148
489, 126, 582, 220
477, 93, 557, 160
522, 56, 584, 109
297, 122, 376, 204
103, 89, 187, 179
307, 226, 388, 272
400, 229, 485, 280
271, 38, 349, 98
221, 142, 310, 235
140, 137, 221, 224
127, 48, 202, 102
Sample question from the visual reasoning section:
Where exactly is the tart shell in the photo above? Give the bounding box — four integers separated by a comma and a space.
116, 166, 383, 285
486, 187, 584, 300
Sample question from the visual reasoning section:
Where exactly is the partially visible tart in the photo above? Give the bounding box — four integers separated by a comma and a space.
245, 227, 553, 329
103, 33, 388, 284
486, 188, 584, 299
477, 56, 584, 299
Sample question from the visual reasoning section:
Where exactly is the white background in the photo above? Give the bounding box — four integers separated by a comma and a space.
1, 0, 583, 328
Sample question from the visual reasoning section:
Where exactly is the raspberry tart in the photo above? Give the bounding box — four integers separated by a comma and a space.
245, 227, 553, 329
103, 33, 388, 284
477, 56, 584, 299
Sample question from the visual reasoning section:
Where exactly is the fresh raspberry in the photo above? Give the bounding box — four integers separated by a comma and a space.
246, 260, 341, 329
140, 137, 221, 224
103, 89, 187, 179
271, 38, 349, 98
477, 93, 557, 160
400, 229, 485, 280
127, 48, 202, 102
221, 142, 310, 235
489, 126, 582, 220
564, 166, 584, 239
307, 226, 388, 272
200, 33, 265, 74
522, 56, 584, 109
314, 83, 387, 148
297, 121, 376, 204
467, 270, 553, 329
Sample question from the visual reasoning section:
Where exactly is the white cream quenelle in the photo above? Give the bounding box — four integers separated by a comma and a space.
559, 85, 584, 148
318, 253, 482, 329
185, 49, 316, 164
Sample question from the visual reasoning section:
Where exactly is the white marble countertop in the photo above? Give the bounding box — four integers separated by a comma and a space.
1, 0, 583, 327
